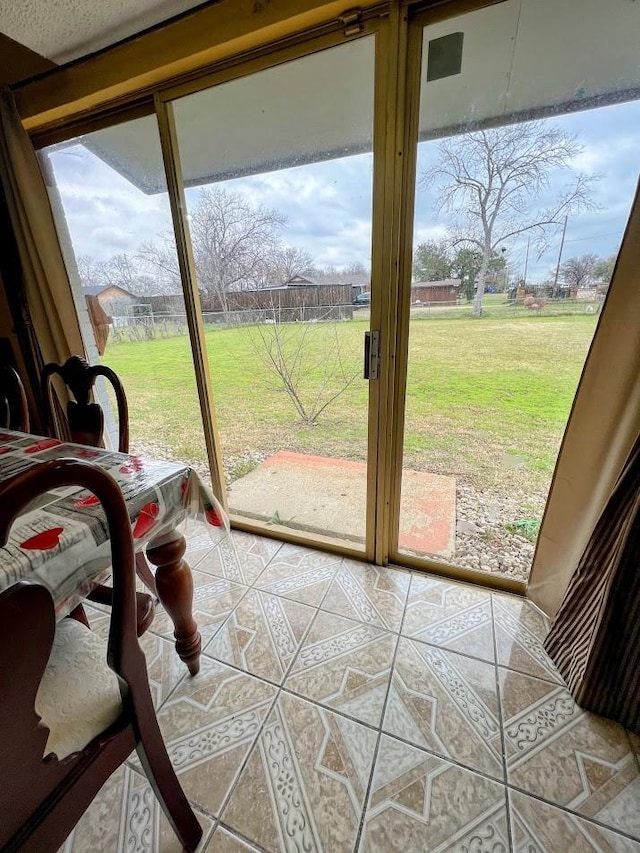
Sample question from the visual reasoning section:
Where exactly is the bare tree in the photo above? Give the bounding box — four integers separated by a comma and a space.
137, 239, 182, 294
560, 253, 597, 289
140, 186, 286, 312
191, 187, 284, 309
77, 252, 158, 295
76, 255, 102, 288
272, 246, 317, 283
247, 301, 360, 425
423, 121, 596, 316
343, 261, 369, 276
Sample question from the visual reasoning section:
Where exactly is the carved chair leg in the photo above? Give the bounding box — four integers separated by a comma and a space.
146, 534, 201, 675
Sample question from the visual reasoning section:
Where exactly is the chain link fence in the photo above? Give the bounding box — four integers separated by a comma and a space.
108, 294, 602, 344
109, 303, 358, 342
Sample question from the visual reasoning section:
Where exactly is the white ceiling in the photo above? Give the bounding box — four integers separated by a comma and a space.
0, 0, 208, 64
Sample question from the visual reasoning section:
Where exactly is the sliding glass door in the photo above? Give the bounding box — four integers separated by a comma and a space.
162, 34, 379, 554
391, 0, 639, 587
41, 0, 639, 591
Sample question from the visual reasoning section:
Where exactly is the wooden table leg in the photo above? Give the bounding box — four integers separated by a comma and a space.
146, 533, 201, 676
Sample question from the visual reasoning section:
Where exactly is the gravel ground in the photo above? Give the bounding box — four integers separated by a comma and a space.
131, 441, 541, 583
454, 482, 544, 582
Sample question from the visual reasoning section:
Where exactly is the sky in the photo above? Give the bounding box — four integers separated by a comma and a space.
46, 97, 640, 284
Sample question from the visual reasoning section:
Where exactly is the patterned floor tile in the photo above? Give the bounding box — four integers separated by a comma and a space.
321, 559, 410, 632
509, 789, 640, 852
255, 543, 340, 606
232, 530, 282, 566
402, 573, 495, 663
493, 594, 563, 683
59, 764, 213, 852
184, 521, 219, 569
284, 610, 397, 726
383, 637, 503, 779
151, 571, 248, 647
500, 668, 640, 839
84, 603, 111, 639
197, 536, 265, 587
138, 631, 190, 708
222, 692, 377, 852
150, 656, 277, 817
205, 826, 263, 852
358, 734, 508, 853
73, 530, 640, 853
205, 589, 316, 684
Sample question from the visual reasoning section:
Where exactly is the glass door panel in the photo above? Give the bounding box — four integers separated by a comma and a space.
396, 1, 639, 584
169, 36, 376, 552
43, 115, 210, 483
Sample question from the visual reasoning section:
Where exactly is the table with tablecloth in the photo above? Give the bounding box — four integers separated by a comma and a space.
0, 429, 235, 674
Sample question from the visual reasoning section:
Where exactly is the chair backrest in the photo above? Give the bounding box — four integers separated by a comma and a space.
0, 365, 30, 432
0, 583, 68, 849
41, 356, 129, 452
0, 459, 141, 851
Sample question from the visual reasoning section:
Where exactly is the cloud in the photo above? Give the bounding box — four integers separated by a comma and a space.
219, 154, 374, 268
45, 98, 639, 280
47, 144, 172, 260
412, 100, 640, 280
414, 224, 449, 244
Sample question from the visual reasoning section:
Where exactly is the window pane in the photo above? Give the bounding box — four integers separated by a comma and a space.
398, 0, 639, 582
170, 37, 376, 551
43, 115, 209, 477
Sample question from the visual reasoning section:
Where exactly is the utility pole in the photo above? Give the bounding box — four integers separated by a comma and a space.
552, 214, 568, 298
501, 246, 508, 291
523, 236, 530, 287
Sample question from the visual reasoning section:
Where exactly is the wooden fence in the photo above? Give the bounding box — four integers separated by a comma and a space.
142, 285, 355, 323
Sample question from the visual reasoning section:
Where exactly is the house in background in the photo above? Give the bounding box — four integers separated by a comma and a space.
82, 284, 138, 325
0, 3, 638, 848
0, 0, 637, 592
411, 278, 460, 305
311, 271, 371, 302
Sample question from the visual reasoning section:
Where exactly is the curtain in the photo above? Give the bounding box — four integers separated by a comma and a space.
528, 180, 640, 617
544, 433, 640, 732
0, 89, 85, 380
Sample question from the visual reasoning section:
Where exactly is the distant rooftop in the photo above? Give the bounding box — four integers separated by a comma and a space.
412, 279, 461, 288
82, 284, 136, 298
286, 272, 370, 288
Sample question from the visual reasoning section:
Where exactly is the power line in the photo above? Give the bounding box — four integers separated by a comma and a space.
564, 231, 621, 244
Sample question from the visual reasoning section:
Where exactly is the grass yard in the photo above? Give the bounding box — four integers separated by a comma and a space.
102, 312, 597, 499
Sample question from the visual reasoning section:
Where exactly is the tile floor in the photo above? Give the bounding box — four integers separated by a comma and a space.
67, 528, 639, 853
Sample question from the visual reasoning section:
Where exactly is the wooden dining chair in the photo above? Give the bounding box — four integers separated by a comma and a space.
41, 355, 128, 454
0, 459, 202, 853
0, 364, 30, 432
41, 355, 157, 596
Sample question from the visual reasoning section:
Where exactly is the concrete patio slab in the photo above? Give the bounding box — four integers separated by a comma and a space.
228, 450, 456, 558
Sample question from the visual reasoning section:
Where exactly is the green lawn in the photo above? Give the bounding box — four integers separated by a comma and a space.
103, 312, 597, 496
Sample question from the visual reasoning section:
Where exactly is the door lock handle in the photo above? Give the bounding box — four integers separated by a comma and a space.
364, 331, 380, 380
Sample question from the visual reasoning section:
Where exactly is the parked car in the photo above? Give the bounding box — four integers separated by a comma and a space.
354, 291, 371, 305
